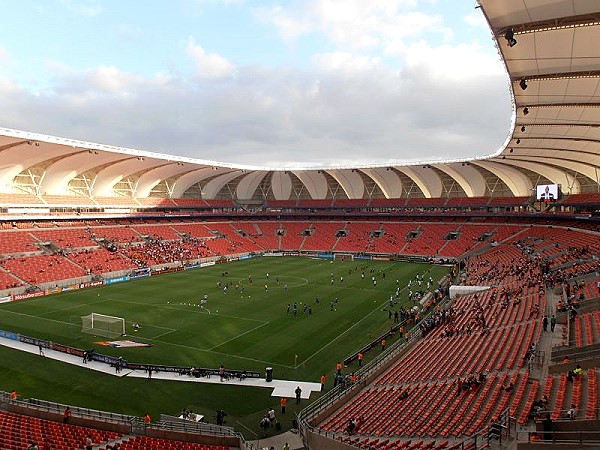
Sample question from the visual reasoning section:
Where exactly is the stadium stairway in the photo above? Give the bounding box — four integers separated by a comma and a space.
0, 265, 27, 289
247, 430, 304, 450
94, 433, 136, 449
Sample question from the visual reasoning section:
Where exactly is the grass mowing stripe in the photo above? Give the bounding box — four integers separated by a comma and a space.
0, 257, 451, 434
209, 321, 271, 351
37, 298, 113, 316
115, 298, 267, 324
148, 338, 277, 367
1, 309, 76, 327
298, 282, 408, 366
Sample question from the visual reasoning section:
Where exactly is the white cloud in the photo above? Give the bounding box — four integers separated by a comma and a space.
0, 2, 511, 168
312, 52, 383, 73
87, 66, 144, 93
402, 41, 504, 80
255, 5, 315, 41
58, 0, 102, 17
464, 10, 486, 28
0, 49, 511, 167
185, 37, 234, 79
257, 0, 449, 52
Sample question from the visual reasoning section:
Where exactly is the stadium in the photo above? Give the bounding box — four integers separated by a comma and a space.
0, 1, 600, 450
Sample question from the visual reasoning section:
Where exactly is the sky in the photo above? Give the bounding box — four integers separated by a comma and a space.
0, 0, 513, 168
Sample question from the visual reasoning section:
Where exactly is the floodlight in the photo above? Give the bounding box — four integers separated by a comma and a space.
519, 79, 528, 90
505, 29, 517, 47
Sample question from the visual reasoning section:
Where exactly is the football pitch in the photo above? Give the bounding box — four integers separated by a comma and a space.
0, 257, 449, 433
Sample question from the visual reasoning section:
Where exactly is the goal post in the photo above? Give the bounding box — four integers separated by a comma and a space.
81, 313, 126, 338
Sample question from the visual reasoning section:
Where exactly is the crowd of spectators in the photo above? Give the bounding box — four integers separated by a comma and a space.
123, 238, 216, 267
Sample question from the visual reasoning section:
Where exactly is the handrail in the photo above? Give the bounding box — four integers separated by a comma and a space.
519, 429, 600, 444
151, 417, 236, 436
298, 295, 450, 429
21, 397, 134, 425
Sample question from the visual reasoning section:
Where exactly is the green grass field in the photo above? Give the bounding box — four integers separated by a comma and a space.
0, 257, 449, 434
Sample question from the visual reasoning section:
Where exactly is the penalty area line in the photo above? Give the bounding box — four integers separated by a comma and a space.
148, 328, 178, 340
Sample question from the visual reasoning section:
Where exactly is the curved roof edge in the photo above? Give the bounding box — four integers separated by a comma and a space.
2, 0, 600, 199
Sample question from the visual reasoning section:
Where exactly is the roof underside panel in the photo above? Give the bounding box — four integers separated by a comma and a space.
360, 168, 402, 198
270, 171, 293, 200
236, 171, 269, 200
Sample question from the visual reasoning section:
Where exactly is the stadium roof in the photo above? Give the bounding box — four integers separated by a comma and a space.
1, 0, 599, 202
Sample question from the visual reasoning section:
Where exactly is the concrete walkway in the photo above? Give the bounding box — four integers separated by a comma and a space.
246, 430, 305, 450
0, 336, 321, 400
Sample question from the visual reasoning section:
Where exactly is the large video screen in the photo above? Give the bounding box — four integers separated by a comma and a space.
536, 184, 559, 201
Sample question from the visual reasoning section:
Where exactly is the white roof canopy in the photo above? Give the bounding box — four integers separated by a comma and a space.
1, 0, 599, 201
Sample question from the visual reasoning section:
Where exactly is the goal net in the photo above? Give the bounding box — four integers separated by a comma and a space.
81, 313, 126, 338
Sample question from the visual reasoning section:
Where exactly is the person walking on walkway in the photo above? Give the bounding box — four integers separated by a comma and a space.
295, 386, 302, 404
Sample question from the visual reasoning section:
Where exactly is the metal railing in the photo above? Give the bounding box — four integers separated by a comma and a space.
551, 347, 600, 362
298, 321, 423, 425
156, 414, 237, 437
297, 298, 460, 449
21, 397, 134, 425
518, 429, 600, 445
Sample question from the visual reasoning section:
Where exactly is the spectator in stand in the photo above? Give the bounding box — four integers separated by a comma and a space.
346, 418, 357, 434
63, 406, 71, 423
566, 404, 576, 420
